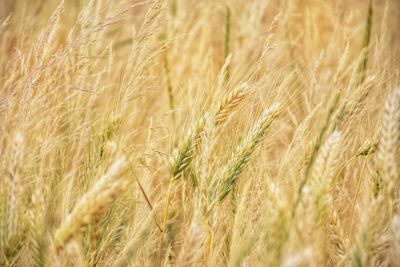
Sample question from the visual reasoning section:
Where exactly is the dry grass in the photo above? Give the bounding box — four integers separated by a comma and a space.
0, 0, 400, 266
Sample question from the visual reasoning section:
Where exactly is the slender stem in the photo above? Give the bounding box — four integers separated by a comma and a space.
160, 174, 175, 252
122, 146, 163, 233
224, 6, 231, 84
163, 48, 175, 123
162, 176, 174, 231
357, 0, 373, 86
204, 216, 213, 267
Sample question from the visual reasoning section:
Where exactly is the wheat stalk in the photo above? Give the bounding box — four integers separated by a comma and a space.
356, 0, 373, 86
223, 5, 231, 83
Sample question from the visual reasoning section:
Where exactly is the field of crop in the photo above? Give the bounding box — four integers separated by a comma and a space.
0, 0, 400, 266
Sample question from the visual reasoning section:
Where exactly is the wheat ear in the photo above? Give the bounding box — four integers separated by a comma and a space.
313, 131, 342, 227
215, 83, 250, 126
53, 157, 127, 251
350, 88, 400, 266
7, 132, 24, 240
292, 93, 340, 218
312, 131, 342, 185
162, 117, 205, 238
378, 88, 400, 196
312, 131, 345, 264
216, 103, 280, 204
170, 117, 206, 179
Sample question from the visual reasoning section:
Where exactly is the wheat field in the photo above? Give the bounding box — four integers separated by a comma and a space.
0, 0, 400, 266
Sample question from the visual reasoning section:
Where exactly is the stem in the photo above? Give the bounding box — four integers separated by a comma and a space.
224, 6, 231, 84
160, 175, 175, 252
204, 216, 213, 267
121, 146, 163, 233
163, 48, 175, 123
162, 176, 174, 231
357, 0, 373, 86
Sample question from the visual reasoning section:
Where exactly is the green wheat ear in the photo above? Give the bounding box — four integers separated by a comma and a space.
170, 116, 206, 179
216, 103, 280, 204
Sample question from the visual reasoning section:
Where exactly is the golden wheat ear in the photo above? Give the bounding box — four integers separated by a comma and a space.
378, 88, 400, 196
52, 157, 127, 252
312, 130, 342, 184
214, 83, 251, 126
